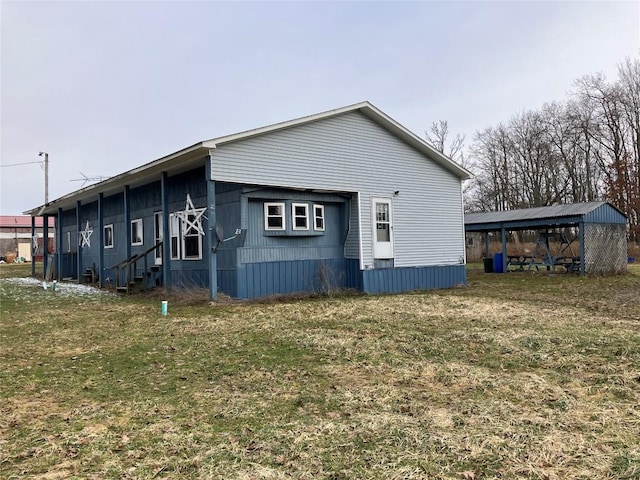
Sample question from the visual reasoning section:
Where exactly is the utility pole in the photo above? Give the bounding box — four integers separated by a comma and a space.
39, 151, 49, 203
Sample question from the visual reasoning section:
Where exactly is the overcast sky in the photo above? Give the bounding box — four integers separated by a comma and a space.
1, 1, 638, 215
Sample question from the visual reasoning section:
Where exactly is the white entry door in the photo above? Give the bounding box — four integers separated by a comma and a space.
372, 198, 393, 259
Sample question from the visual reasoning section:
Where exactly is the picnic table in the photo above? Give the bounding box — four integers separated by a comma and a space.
507, 255, 538, 271
507, 254, 581, 273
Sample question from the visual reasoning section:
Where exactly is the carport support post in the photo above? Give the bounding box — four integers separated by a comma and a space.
484, 232, 490, 259
501, 227, 507, 274
579, 221, 585, 275
206, 154, 218, 300
31, 216, 36, 277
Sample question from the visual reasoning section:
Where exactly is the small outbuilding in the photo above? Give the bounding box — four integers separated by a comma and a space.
0, 215, 54, 262
464, 201, 628, 275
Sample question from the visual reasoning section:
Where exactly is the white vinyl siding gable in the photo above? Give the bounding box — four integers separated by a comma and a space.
211, 111, 465, 268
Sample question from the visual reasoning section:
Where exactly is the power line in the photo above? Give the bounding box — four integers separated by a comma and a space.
0, 160, 44, 167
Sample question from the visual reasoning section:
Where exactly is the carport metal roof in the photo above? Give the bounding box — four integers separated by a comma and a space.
465, 201, 627, 232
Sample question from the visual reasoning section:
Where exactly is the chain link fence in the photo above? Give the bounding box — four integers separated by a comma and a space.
584, 223, 628, 274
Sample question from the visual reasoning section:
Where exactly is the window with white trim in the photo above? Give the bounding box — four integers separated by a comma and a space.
264, 202, 285, 230
292, 203, 309, 230
313, 204, 325, 231
154, 212, 163, 265
182, 212, 203, 260
169, 211, 203, 260
104, 224, 114, 249
131, 218, 143, 246
66, 231, 71, 252
169, 213, 180, 260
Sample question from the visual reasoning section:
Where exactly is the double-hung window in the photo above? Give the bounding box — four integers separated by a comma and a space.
264, 202, 285, 230
182, 212, 203, 260
169, 214, 181, 260
169, 211, 203, 260
292, 203, 309, 230
131, 218, 143, 246
104, 224, 114, 249
313, 204, 325, 231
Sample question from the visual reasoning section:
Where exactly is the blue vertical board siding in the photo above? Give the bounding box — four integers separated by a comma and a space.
234, 260, 463, 299
169, 269, 209, 288
362, 264, 466, 294
78, 200, 100, 277
217, 269, 237, 298
345, 258, 363, 291
61, 253, 77, 278
236, 258, 354, 299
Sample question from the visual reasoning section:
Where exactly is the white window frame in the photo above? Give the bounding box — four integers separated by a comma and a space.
104, 224, 114, 249
264, 202, 286, 231
66, 231, 71, 252
131, 218, 143, 246
154, 212, 163, 265
372, 197, 394, 259
169, 213, 181, 260
181, 212, 203, 260
313, 204, 325, 231
292, 203, 309, 231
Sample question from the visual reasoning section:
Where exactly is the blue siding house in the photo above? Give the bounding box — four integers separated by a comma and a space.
26, 102, 472, 299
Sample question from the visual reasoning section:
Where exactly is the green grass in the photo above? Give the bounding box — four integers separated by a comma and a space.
1, 263, 639, 479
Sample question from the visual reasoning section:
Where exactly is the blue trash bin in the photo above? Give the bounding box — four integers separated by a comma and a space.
493, 253, 504, 273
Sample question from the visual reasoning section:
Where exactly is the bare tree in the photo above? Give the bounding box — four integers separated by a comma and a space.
425, 120, 467, 168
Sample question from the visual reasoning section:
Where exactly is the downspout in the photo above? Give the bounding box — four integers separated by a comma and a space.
206, 152, 218, 300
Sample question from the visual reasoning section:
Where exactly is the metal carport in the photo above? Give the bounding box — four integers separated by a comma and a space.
464, 201, 628, 275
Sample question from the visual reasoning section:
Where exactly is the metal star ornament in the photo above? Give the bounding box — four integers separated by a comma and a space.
80, 220, 93, 248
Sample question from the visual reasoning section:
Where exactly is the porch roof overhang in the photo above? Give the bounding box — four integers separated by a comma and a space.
24, 144, 209, 216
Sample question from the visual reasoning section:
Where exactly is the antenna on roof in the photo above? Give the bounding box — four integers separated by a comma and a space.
70, 172, 110, 187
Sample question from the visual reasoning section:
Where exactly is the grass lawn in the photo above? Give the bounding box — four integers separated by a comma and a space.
1, 262, 639, 479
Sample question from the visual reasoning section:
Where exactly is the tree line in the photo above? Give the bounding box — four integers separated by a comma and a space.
427, 56, 640, 242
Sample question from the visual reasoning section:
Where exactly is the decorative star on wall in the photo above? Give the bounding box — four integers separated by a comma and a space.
32, 235, 39, 252
80, 220, 93, 248
180, 194, 207, 236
